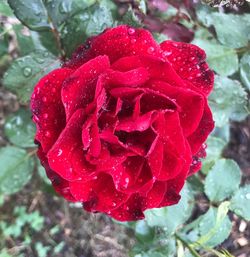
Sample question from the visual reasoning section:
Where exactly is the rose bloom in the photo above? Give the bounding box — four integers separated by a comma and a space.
31, 25, 214, 221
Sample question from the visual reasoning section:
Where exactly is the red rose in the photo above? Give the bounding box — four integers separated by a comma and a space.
31, 25, 214, 221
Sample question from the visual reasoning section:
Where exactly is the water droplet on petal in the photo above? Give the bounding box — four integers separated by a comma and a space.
162, 50, 172, 57
131, 38, 137, 44
147, 47, 155, 54
45, 131, 51, 137
57, 149, 63, 156
128, 28, 135, 35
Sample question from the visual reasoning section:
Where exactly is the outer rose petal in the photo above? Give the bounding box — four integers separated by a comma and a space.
187, 102, 214, 154
61, 56, 110, 121
31, 68, 72, 153
158, 142, 192, 207
64, 25, 161, 69
160, 41, 214, 96
37, 148, 76, 202
47, 109, 95, 181
70, 173, 129, 212
109, 194, 145, 221
141, 181, 167, 210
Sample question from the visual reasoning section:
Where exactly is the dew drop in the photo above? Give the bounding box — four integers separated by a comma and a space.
42, 96, 47, 102
23, 67, 32, 77
45, 131, 51, 137
131, 38, 137, 44
147, 47, 155, 54
245, 193, 250, 200
57, 149, 63, 156
128, 28, 135, 35
35, 57, 45, 64
43, 113, 48, 119
162, 50, 172, 57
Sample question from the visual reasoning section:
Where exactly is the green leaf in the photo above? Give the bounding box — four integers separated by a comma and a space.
192, 38, 238, 76
204, 159, 241, 202
209, 76, 248, 127
0, 146, 35, 195
212, 124, 230, 143
3, 50, 60, 103
122, 6, 142, 27
7, 0, 51, 31
13, 25, 36, 56
4, 108, 36, 148
240, 52, 250, 90
35, 242, 50, 257
145, 184, 194, 235
202, 136, 227, 173
229, 184, 250, 221
196, 5, 250, 48
194, 203, 232, 248
0, 0, 13, 16
60, 1, 114, 56
45, 0, 95, 28
135, 220, 155, 243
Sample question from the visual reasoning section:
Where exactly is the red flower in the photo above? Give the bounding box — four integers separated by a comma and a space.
31, 25, 214, 221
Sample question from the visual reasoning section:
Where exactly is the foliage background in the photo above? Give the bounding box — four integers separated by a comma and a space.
0, 0, 249, 256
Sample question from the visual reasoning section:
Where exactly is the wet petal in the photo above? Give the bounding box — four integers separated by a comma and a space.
148, 80, 204, 136
61, 56, 110, 120
37, 147, 76, 202
187, 102, 214, 154
141, 181, 167, 210
104, 67, 149, 88
47, 109, 94, 181
160, 41, 214, 95
70, 173, 128, 212
112, 55, 185, 88
31, 68, 72, 153
158, 142, 192, 207
109, 194, 144, 221
64, 25, 161, 69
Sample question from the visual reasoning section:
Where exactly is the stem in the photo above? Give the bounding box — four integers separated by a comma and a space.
175, 234, 202, 257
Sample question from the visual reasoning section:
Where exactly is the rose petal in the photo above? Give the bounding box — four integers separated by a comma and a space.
158, 142, 192, 207
112, 55, 185, 88
148, 80, 204, 136
37, 147, 76, 202
64, 25, 161, 69
61, 55, 110, 120
47, 109, 95, 181
160, 40, 214, 96
187, 102, 214, 154
141, 181, 167, 210
70, 173, 128, 212
147, 136, 163, 178
104, 67, 149, 88
116, 111, 158, 132
109, 194, 144, 221
31, 68, 72, 153
152, 111, 186, 156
